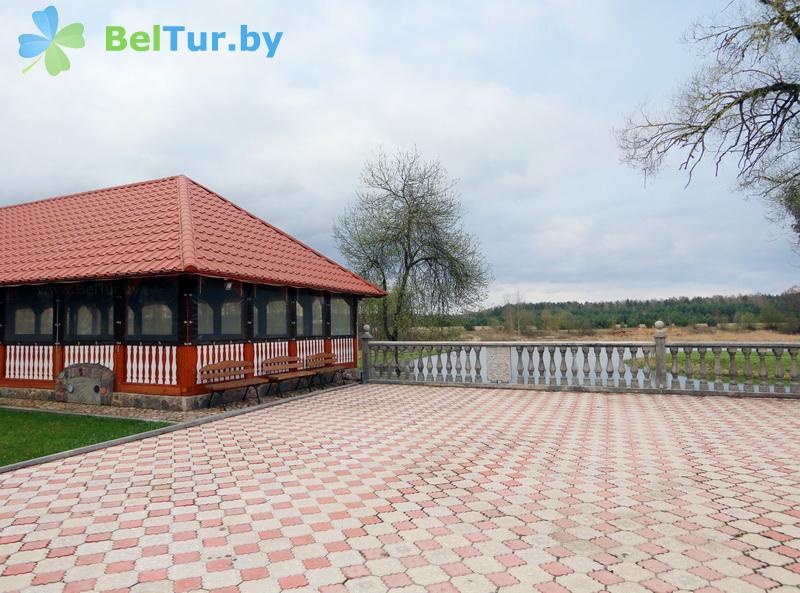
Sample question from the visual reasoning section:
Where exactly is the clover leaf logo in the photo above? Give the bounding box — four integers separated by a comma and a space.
18, 6, 85, 76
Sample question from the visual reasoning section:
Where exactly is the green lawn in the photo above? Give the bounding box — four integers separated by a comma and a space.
0, 408, 170, 467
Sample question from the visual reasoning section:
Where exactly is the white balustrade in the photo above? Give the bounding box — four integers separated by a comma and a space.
196, 343, 245, 383
126, 345, 177, 385
64, 344, 115, 370
332, 337, 355, 364
365, 338, 800, 397
297, 338, 325, 367
254, 340, 290, 376
5, 345, 53, 381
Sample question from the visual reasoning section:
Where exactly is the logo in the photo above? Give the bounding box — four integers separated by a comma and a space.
18, 6, 85, 76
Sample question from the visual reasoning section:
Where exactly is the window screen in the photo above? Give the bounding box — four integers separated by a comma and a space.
296, 291, 324, 337
126, 278, 178, 342
197, 278, 243, 341
4, 286, 53, 342
253, 286, 288, 338
331, 296, 354, 335
64, 282, 114, 342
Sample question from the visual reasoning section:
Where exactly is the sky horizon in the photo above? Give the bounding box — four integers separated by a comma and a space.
1, 1, 796, 307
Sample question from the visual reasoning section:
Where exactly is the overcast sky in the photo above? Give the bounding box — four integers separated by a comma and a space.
1, 1, 796, 306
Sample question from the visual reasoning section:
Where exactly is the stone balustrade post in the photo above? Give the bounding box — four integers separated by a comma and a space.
360, 324, 373, 383
486, 346, 511, 384
654, 320, 667, 389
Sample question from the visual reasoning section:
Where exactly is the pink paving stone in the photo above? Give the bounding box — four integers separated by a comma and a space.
542, 562, 573, 576
303, 557, 331, 569
174, 577, 203, 593
3, 562, 35, 576
241, 567, 269, 581
278, 575, 308, 589
31, 570, 64, 585
139, 569, 168, 582
590, 569, 624, 585
443, 562, 471, 577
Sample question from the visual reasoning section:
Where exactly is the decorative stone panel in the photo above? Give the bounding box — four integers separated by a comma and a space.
55, 363, 114, 405
486, 346, 511, 384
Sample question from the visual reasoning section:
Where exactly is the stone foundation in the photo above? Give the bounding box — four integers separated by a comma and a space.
0, 386, 213, 412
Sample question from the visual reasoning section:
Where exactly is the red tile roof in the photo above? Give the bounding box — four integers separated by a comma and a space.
0, 175, 384, 296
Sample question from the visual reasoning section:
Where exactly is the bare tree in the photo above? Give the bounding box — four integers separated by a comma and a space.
617, 0, 800, 247
334, 148, 491, 340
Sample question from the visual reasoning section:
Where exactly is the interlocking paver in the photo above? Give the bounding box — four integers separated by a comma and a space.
0, 384, 799, 592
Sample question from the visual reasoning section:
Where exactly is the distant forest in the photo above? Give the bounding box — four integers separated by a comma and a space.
451, 291, 800, 333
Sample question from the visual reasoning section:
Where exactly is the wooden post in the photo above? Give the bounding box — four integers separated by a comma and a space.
288, 339, 297, 359
352, 335, 359, 369
177, 345, 199, 395
244, 342, 255, 377
113, 344, 126, 391
0, 344, 5, 381
52, 345, 65, 381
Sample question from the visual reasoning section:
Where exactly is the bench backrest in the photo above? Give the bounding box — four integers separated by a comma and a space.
199, 360, 253, 383
305, 352, 338, 369
261, 356, 304, 375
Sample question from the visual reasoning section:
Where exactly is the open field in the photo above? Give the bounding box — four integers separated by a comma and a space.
0, 408, 170, 466
435, 326, 800, 343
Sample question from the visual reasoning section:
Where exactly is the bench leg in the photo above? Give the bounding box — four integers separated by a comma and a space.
208, 390, 225, 410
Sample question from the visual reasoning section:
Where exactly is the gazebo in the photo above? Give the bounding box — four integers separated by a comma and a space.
0, 175, 383, 409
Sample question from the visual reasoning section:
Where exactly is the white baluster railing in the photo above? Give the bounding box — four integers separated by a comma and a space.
5, 345, 54, 381
126, 345, 177, 385
364, 336, 800, 397
254, 340, 290, 376
196, 343, 246, 383
64, 344, 115, 370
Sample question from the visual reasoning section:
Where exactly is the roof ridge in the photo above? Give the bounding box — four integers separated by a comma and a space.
0, 175, 181, 211
182, 177, 385, 295
176, 176, 199, 272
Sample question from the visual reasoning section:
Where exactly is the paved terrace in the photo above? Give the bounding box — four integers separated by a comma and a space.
0, 385, 799, 593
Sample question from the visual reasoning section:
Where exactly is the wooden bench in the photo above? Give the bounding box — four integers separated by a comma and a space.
261, 356, 316, 395
199, 360, 269, 409
304, 352, 348, 386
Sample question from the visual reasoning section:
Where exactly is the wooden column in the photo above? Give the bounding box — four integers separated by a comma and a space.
52, 345, 65, 381
288, 288, 298, 359
352, 335, 359, 369
0, 344, 5, 381
113, 344, 126, 391
244, 342, 255, 377
177, 345, 199, 395
176, 275, 200, 395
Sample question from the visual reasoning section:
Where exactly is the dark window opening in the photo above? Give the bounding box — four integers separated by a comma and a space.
331, 295, 354, 336
197, 278, 243, 341
4, 285, 53, 343
64, 282, 114, 342
126, 278, 179, 342
253, 286, 288, 338
296, 290, 324, 337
